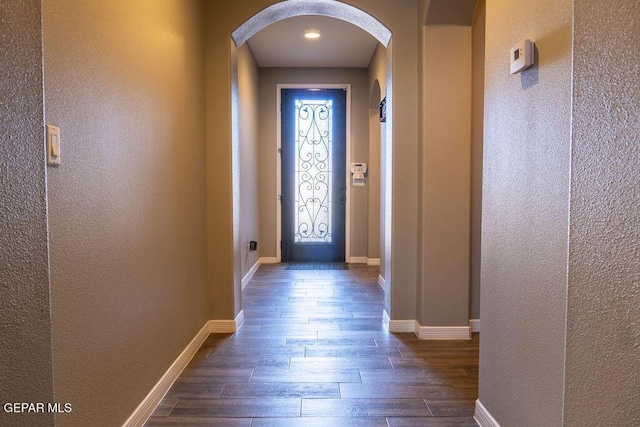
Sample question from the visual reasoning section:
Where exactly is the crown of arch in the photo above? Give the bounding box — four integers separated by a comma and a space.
231, 0, 391, 48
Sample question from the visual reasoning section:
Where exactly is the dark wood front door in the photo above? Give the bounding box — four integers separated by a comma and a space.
281, 88, 346, 262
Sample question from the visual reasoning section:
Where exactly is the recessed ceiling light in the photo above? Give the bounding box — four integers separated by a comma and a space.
304, 31, 320, 39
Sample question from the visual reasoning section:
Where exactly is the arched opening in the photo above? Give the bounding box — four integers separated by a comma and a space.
229, 0, 394, 321
231, 0, 391, 47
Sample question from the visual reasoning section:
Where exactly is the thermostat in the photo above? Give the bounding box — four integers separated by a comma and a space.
510, 39, 535, 74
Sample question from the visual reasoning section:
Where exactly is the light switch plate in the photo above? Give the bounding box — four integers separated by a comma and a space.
46, 124, 60, 165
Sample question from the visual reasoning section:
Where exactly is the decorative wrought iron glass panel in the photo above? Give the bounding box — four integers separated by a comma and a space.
294, 99, 333, 243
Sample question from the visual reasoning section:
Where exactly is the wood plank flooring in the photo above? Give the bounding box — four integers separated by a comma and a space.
146, 264, 479, 426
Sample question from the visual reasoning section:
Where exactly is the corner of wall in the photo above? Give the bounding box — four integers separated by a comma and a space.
0, 2, 54, 425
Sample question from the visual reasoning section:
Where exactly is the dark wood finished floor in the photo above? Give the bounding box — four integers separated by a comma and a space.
146, 264, 479, 426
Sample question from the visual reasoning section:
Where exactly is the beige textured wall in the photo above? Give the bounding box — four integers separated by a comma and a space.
382, 2, 420, 320
420, 26, 471, 326
0, 1, 54, 426
470, 0, 485, 320
368, 43, 391, 278
564, 0, 640, 425
238, 44, 261, 278
205, 1, 269, 320
43, 1, 209, 425
368, 43, 388, 313
478, 0, 572, 425
368, 43, 386, 265
367, 108, 381, 262
257, 67, 370, 260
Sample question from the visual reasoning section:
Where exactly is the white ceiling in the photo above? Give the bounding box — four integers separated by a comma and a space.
247, 15, 379, 68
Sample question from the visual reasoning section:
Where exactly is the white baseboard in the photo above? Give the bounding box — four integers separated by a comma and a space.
389, 319, 419, 333
470, 318, 480, 333
416, 325, 471, 340
241, 257, 278, 289
122, 321, 211, 427
385, 318, 472, 340
234, 310, 245, 329
349, 257, 380, 265
208, 319, 236, 333
377, 274, 387, 291
242, 259, 261, 289
208, 310, 244, 333
382, 310, 390, 326
474, 399, 501, 427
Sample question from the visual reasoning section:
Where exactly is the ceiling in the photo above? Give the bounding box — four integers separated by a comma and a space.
425, 0, 478, 26
247, 15, 379, 68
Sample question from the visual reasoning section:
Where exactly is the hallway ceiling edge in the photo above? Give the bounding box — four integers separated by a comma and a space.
247, 16, 379, 67
231, 0, 392, 48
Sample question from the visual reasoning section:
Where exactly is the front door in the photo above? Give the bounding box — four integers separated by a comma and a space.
281, 88, 346, 262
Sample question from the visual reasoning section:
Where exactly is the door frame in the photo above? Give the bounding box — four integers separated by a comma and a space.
276, 83, 351, 263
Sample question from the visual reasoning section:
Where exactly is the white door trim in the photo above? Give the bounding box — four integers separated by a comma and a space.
276, 84, 352, 263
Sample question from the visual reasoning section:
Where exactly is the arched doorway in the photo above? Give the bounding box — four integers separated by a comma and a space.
229, 0, 394, 322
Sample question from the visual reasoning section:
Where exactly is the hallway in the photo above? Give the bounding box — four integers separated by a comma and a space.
145, 265, 479, 426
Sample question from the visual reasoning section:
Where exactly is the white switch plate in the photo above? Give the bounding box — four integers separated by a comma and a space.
510, 39, 535, 74
46, 124, 60, 165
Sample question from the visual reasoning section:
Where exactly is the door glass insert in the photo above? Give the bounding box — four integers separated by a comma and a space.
294, 98, 333, 243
